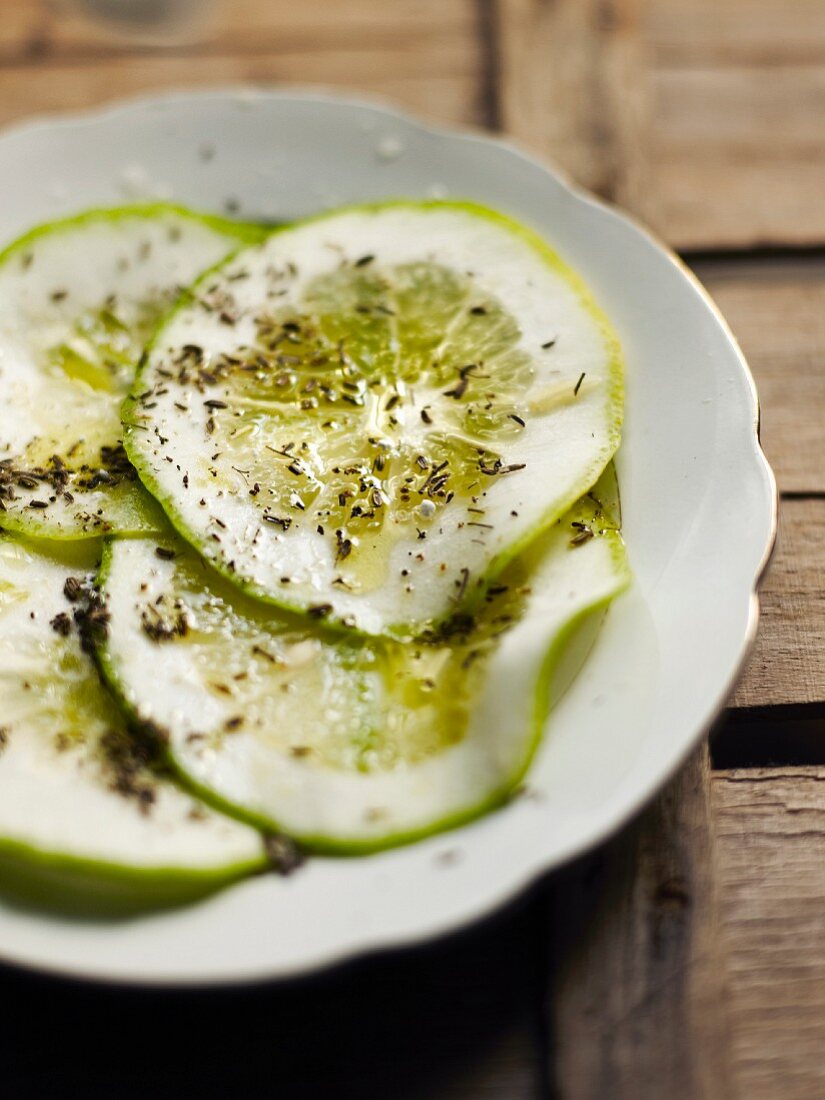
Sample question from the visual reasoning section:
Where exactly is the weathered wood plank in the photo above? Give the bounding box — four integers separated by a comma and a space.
494, 0, 825, 249
713, 766, 825, 1100
642, 65, 825, 249
694, 258, 825, 496
0, 44, 483, 132
494, 0, 647, 202
0, 1, 486, 130
0, 16, 821, 1100
546, 743, 735, 1099
0, 1, 481, 61
9, 1, 825, 248
646, 0, 825, 69
729, 498, 825, 710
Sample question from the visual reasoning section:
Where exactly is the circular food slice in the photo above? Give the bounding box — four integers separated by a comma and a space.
98, 480, 630, 852
124, 201, 623, 636
0, 204, 263, 540
0, 534, 267, 911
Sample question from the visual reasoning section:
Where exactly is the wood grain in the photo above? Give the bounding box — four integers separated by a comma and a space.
0, 1, 486, 129
494, 0, 648, 203
729, 498, 825, 710
643, 64, 825, 249
0, 7, 822, 1100
0, 51, 482, 134
646, 0, 825, 66
0, 1, 481, 61
494, 0, 825, 249
546, 744, 735, 1099
713, 767, 825, 1100
9, 1, 825, 248
695, 258, 825, 496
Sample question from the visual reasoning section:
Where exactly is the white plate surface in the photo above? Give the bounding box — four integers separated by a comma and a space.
0, 89, 776, 985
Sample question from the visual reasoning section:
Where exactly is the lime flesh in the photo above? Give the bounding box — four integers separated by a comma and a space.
0, 204, 263, 539
125, 201, 623, 636
99, 472, 630, 851
0, 533, 266, 908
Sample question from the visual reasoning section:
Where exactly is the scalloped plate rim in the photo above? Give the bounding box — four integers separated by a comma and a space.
0, 87, 777, 987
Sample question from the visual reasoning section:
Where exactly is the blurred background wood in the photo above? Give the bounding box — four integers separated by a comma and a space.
495, 0, 825, 248
6, 0, 825, 245
726, 499, 824, 710
1, 2, 824, 1097
695, 258, 825, 495
713, 766, 825, 1099
546, 744, 735, 1100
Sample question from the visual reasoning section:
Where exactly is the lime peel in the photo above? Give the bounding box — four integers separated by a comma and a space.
98, 476, 630, 853
124, 200, 623, 636
0, 533, 267, 908
0, 203, 266, 540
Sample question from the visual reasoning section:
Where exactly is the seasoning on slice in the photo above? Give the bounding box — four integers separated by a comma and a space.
125, 201, 623, 635
0, 204, 264, 539
98, 473, 629, 852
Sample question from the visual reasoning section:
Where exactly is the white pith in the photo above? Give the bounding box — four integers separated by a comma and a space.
102, 501, 629, 847
0, 537, 264, 874
0, 209, 253, 537
127, 205, 621, 634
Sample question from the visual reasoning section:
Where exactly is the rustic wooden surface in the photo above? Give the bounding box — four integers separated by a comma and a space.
546, 744, 736, 1100
495, 0, 825, 249
2, 2, 824, 1098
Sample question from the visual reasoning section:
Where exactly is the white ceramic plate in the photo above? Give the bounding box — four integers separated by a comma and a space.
0, 89, 776, 985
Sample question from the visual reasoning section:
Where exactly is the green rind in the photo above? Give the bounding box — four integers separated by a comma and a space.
0, 529, 269, 912
0, 201, 266, 267
0, 483, 168, 541
0, 833, 267, 916
123, 198, 624, 639
95, 521, 631, 856
0, 203, 268, 543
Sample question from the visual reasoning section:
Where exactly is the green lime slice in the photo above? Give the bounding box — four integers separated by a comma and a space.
98, 471, 629, 853
0, 204, 264, 540
124, 200, 623, 636
0, 533, 266, 912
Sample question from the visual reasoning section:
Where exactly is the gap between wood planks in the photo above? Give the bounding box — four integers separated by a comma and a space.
684, 243, 825, 267
685, 251, 824, 750
492, 0, 825, 250
709, 490, 825, 767
486, 6, 825, 1094
538, 241, 824, 1097
713, 709, 825, 769
539, 751, 825, 1100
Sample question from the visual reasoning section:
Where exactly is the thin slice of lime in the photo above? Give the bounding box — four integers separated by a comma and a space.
98, 472, 629, 853
124, 200, 623, 636
0, 533, 267, 911
0, 204, 264, 540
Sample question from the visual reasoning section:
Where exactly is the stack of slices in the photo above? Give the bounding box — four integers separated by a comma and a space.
0, 200, 628, 911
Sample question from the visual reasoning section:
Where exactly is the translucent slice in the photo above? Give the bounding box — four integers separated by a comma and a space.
124, 201, 623, 636
98, 478, 630, 852
0, 534, 266, 910
0, 204, 263, 540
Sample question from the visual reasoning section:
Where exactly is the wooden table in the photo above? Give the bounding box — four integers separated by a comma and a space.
3, 3, 824, 1097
